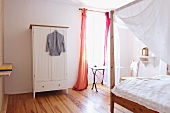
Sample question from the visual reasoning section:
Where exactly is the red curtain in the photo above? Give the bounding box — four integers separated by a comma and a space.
73, 9, 88, 91
103, 12, 110, 75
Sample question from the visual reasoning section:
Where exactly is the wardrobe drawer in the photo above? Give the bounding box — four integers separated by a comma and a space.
34, 80, 67, 92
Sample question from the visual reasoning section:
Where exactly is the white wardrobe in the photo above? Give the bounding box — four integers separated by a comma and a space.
30, 24, 68, 98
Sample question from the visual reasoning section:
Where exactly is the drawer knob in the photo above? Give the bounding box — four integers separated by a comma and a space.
58, 84, 60, 86
42, 86, 44, 88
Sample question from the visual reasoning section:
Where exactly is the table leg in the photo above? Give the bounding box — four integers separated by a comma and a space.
101, 81, 103, 85
91, 69, 95, 90
95, 83, 98, 92
91, 69, 98, 92
92, 83, 95, 90
101, 70, 104, 85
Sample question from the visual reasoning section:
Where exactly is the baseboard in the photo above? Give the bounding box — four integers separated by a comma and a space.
1, 95, 8, 113
5, 88, 32, 94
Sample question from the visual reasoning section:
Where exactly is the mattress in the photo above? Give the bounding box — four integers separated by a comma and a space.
111, 75, 170, 113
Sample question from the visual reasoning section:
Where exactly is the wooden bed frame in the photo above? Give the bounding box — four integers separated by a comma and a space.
112, 94, 157, 113
109, 4, 159, 113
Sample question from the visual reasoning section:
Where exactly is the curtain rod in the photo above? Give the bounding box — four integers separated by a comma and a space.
79, 8, 105, 13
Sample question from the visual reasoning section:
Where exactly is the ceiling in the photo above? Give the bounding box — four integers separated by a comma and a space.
48, 0, 135, 10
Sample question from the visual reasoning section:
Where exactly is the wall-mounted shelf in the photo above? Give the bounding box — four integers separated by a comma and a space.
0, 63, 13, 77
139, 56, 155, 59
138, 56, 155, 63
141, 61, 150, 63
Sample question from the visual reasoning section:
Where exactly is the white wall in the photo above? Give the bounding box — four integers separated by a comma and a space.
4, 0, 81, 94
118, 27, 160, 78
132, 35, 160, 77
118, 28, 134, 77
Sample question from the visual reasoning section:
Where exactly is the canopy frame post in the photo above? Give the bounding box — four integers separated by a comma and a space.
110, 10, 115, 113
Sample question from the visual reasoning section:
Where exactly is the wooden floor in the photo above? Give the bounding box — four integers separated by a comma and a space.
6, 84, 132, 113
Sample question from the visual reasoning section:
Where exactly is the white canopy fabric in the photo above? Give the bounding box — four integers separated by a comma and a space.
115, 0, 170, 65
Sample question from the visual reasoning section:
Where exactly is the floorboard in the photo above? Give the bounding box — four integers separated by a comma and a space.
6, 84, 132, 113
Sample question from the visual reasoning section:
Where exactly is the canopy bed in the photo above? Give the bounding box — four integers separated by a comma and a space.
109, 10, 157, 113
110, 0, 170, 113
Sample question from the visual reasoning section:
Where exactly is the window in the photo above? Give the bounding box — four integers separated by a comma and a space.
86, 12, 105, 66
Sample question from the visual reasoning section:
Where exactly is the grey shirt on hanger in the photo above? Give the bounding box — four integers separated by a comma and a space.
46, 30, 66, 56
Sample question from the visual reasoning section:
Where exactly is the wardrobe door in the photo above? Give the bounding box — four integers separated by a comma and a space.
33, 26, 51, 82
50, 28, 67, 81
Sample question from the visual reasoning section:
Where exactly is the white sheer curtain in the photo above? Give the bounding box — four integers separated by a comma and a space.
114, 22, 121, 86
159, 60, 167, 75
112, 15, 132, 85
115, 0, 170, 65
106, 16, 122, 87
105, 32, 110, 87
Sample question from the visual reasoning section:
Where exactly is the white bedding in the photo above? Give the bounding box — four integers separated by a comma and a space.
111, 75, 170, 113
